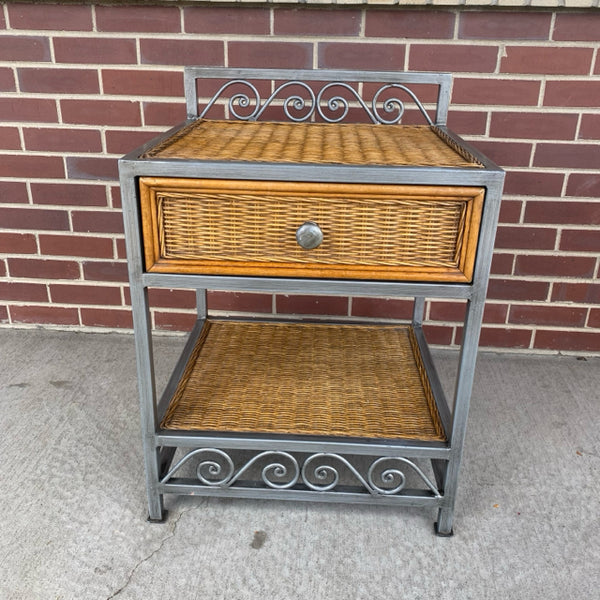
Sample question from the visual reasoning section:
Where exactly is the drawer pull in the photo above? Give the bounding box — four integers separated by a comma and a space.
296, 221, 323, 250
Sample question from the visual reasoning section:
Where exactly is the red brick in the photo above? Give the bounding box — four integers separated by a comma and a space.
275, 294, 348, 316
274, 8, 361, 36
0, 67, 15, 92
140, 39, 223, 66
453, 78, 541, 107
490, 253, 514, 276
588, 309, 600, 328
83, 261, 128, 283
207, 291, 273, 313
0, 35, 51, 61
446, 111, 488, 136
489, 112, 577, 141
186, 7, 270, 34
366, 10, 455, 39
8, 4, 93, 31
0, 155, 64, 179
10, 306, 79, 326
0, 281, 48, 302
0, 232, 37, 254
0, 9, 5, 28
110, 187, 122, 210
534, 143, 600, 170
483, 302, 509, 324
467, 141, 532, 167
61, 99, 141, 126
544, 81, 600, 108
579, 115, 600, 141
479, 327, 532, 349
0, 260, 5, 277
116, 238, 126, 259
551, 282, 600, 304
0, 126, 20, 150
501, 46, 592, 75
566, 174, 600, 198
409, 44, 498, 73
554, 13, 600, 41
503, 171, 565, 197
66, 157, 119, 182
534, 330, 600, 352
54, 38, 137, 65
102, 69, 183, 97
459, 11, 551, 40
96, 5, 181, 33
498, 199, 523, 223
31, 183, 107, 207
494, 226, 556, 250
8, 257, 80, 280
81, 308, 132, 329
319, 42, 404, 70
106, 130, 164, 155
488, 278, 549, 301
509, 304, 587, 327
422, 325, 454, 346
559, 230, 600, 253
0, 97, 58, 123
72, 211, 123, 234
154, 310, 196, 331
23, 127, 102, 153
50, 284, 122, 306
230, 42, 312, 69
0, 306, 8, 323
147, 288, 196, 309
350, 297, 413, 320
515, 255, 596, 278
3, 207, 69, 231
525, 200, 600, 225
18, 68, 99, 94
143, 102, 187, 126
39, 235, 114, 259
0, 181, 28, 203
429, 300, 466, 322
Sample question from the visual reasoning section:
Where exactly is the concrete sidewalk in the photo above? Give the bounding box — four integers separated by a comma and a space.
0, 328, 598, 600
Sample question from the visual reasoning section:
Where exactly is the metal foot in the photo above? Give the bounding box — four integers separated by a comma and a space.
434, 521, 454, 537
147, 510, 169, 524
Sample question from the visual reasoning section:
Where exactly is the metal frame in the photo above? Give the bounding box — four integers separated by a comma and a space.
119, 68, 504, 535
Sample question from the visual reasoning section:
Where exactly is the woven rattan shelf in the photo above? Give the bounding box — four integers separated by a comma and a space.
119, 67, 504, 535
141, 120, 483, 169
161, 320, 446, 442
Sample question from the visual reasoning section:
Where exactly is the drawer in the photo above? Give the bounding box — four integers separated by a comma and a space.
139, 178, 485, 282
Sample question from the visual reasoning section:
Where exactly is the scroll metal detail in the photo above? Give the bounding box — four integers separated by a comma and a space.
161, 449, 441, 498
198, 80, 434, 125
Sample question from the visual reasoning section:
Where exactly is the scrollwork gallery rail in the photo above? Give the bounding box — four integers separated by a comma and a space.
198, 80, 434, 125
160, 449, 441, 498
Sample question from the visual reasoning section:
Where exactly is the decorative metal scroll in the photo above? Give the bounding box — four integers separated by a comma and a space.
198, 80, 434, 126
160, 449, 441, 498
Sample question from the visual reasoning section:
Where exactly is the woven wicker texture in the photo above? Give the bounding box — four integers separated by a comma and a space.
157, 190, 467, 269
160, 321, 447, 442
142, 120, 481, 168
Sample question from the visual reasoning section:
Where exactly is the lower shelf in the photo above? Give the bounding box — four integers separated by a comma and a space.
160, 319, 446, 443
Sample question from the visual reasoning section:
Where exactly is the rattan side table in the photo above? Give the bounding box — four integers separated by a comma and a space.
119, 68, 504, 536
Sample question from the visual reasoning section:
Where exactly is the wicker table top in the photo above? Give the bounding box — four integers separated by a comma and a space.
142, 120, 482, 169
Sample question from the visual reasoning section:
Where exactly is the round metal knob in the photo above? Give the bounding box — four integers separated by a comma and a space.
296, 221, 323, 250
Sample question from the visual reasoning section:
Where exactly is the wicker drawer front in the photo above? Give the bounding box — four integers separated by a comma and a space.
140, 178, 484, 282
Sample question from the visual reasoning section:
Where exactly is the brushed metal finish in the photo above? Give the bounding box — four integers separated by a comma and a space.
295, 221, 323, 250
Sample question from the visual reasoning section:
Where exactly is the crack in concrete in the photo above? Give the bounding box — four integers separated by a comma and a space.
105, 507, 194, 599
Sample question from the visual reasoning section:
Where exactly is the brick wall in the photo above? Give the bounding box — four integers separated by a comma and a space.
1, 2, 599, 354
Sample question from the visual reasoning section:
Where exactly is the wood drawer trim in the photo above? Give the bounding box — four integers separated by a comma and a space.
139, 178, 485, 283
